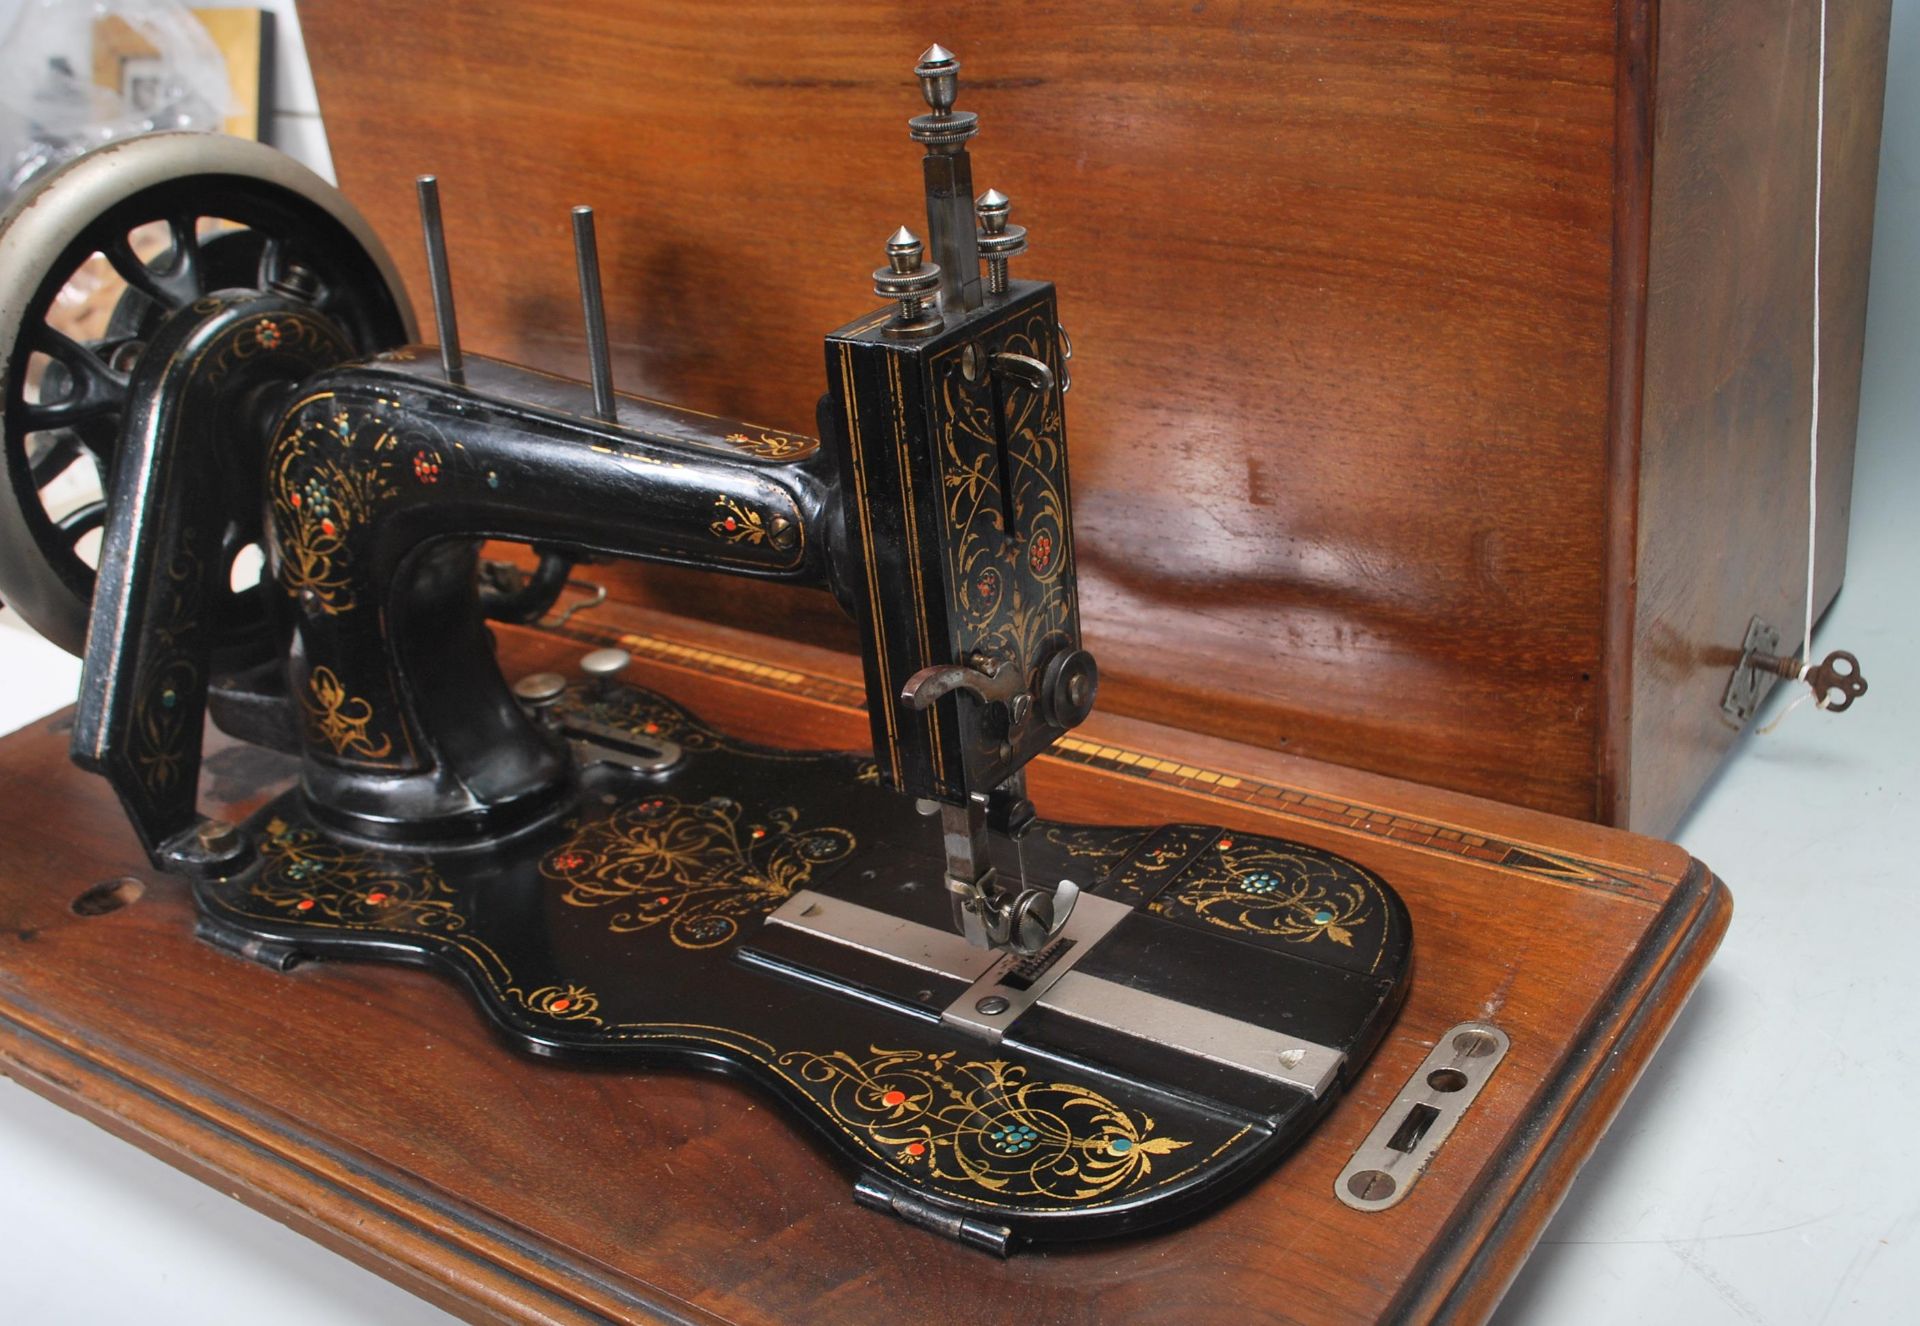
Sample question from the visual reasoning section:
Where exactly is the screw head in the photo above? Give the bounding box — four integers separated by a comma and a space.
975, 995, 1010, 1015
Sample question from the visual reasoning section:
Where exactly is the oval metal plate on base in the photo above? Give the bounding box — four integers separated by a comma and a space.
1336, 1021, 1510, 1211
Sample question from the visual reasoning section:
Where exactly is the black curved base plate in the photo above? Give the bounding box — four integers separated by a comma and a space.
191, 683, 1412, 1249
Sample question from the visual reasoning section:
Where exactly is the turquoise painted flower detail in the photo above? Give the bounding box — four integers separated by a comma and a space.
1242, 870, 1281, 894
989, 1122, 1040, 1154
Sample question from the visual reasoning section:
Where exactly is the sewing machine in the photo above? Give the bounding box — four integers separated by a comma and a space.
0, 47, 1412, 1251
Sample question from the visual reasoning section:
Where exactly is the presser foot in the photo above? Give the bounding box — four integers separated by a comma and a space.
178, 678, 1411, 1249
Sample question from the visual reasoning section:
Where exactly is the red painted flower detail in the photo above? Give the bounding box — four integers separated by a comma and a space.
412, 451, 441, 484
1030, 531, 1055, 572
256, 320, 283, 349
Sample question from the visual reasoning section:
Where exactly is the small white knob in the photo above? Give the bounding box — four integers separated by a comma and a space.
512, 671, 567, 705
580, 647, 631, 682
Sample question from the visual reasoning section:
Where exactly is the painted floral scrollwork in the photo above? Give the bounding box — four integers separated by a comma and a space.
543, 796, 855, 949
936, 307, 1075, 683
723, 430, 815, 460
709, 495, 768, 545
1154, 836, 1380, 949
775, 1046, 1191, 1203
129, 541, 203, 794
267, 400, 407, 617
512, 983, 603, 1025
301, 665, 394, 759
253, 817, 466, 933
1038, 824, 1145, 874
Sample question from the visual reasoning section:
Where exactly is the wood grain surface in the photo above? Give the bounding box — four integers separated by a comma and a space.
0, 613, 1729, 1323
1624, 0, 1892, 826
296, 1, 1887, 834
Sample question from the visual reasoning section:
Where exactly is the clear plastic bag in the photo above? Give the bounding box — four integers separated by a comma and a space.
0, 0, 234, 201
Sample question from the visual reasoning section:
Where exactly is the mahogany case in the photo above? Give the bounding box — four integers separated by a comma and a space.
297, 0, 1893, 834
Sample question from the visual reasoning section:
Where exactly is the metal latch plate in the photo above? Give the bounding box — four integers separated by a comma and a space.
1721, 615, 1783, 723
1335, 1021, 1509, 1211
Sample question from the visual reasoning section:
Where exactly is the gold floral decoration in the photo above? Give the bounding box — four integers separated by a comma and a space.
267, 398, 406, 617
723, 430, 814, 460
253, 817, 465, 933
934, 309, 1074, 684
512, 984, 603, 1025
709, 495, 768, 545
301, 666, 394, 759
544, 796, 854, 949
1153, 835, 1379, 947
776, 1046, 1191, 1202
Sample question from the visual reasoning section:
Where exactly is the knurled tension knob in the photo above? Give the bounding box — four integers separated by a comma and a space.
974, 188, 1027, 295
874, 226, 943, 335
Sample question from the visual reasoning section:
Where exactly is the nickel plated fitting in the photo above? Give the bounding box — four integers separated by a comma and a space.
909, 44, 984, 314
909, 43, 977, 148
974, 188, 1027, 295
873, 226, 943, 334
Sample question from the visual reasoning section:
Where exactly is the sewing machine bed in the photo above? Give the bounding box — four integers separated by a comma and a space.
0, 608, 1728, 1324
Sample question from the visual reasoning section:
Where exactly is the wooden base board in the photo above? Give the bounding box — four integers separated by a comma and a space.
0, 613, 1729, 1324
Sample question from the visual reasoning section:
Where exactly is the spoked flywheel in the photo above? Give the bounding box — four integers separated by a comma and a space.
0, 131, 416, 659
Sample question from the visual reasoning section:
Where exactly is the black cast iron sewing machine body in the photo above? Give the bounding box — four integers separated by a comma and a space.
0, 48, 1411, 1251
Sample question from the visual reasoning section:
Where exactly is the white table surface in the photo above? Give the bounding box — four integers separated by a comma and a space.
3, 4, 1918, 1322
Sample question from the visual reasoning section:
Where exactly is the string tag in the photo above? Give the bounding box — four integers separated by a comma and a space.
1758, 0, 1870, 734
